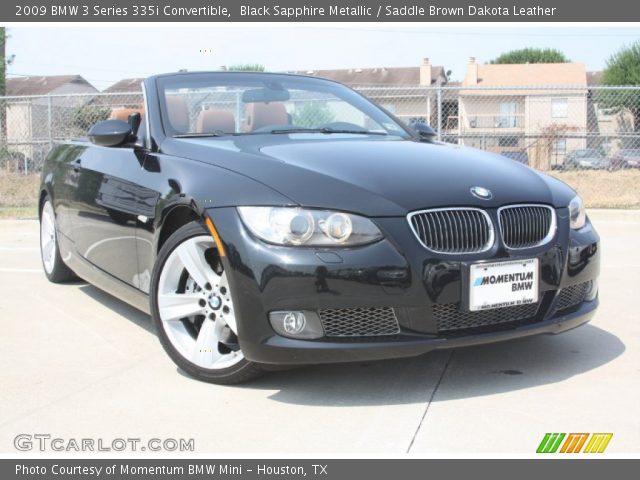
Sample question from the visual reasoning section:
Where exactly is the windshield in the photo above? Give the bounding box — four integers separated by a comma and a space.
156, 73, 410, 138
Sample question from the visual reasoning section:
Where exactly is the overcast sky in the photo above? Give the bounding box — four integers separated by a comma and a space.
6, 26, 640, 90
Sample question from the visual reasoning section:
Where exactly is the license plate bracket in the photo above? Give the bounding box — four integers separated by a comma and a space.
467, 258, 539, 312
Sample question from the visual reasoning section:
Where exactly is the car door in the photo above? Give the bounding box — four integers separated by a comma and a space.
45, 143, 88, 241
70, 145, 147, 287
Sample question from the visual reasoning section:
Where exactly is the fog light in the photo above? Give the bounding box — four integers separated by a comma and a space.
283, 312, 306, 334
269, 310, 324, 339
585, 279, 599, 301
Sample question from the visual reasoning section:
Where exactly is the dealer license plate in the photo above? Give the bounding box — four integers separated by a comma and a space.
469, 259, 539, 311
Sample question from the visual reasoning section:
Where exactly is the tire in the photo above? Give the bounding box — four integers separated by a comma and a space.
150, 221, 263, 384
39, 197, 76, 283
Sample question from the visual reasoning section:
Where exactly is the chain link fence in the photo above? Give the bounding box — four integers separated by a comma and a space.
0, 85, 639, 208
355, 85, 640, 171
0, 92, 143, 173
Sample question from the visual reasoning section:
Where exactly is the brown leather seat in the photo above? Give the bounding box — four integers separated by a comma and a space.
165, 96, 190, 133
109, 107, 144, 122
196, 110, 236, 133
243, 102, 288, 132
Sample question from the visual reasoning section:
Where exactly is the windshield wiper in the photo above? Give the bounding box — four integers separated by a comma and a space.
173, 131, 227, 138
268, 127, 388, 135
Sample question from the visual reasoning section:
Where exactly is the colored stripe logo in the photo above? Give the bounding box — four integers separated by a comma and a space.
583, 433, 613, 453
537, 433, 612, 453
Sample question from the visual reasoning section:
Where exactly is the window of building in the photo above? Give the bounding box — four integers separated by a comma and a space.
551, 98, 568, 118
499, 102, 518, 128
552, 138, 567, 154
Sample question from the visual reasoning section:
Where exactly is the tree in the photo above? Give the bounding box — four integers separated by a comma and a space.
600, 41, 640, 133
490, 48, 570, 64
532, 123, 579, 171
71, 104, 112, 135
225, 64, 265, 72
0, 27, 6, 150
0, 27, 6, 97
291, 102, 335, 128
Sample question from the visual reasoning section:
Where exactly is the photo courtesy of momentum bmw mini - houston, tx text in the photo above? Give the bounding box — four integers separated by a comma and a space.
38, 71, 600, 384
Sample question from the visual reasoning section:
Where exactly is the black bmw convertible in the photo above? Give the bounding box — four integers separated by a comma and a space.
39, 72, 600, 383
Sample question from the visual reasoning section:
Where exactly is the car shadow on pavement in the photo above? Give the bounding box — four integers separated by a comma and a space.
245, 324, 624, 406
426, 324, 625, 402
78, 284, 155, 335
76, 284, 624, 406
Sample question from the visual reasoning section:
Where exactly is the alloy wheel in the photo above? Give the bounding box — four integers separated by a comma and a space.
40, 201, 57, 274
157, 235, 243, 370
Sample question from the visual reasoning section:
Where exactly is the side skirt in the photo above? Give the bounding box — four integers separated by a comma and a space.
59, 233, 151, 314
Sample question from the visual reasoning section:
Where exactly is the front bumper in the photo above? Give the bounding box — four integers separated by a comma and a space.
208, 207, 600, 365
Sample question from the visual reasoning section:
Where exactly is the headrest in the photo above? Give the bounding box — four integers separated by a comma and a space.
109, 107, 144, 122
165, 96, 190, 133
196, 110, 236, 133
244, 102, 288, 132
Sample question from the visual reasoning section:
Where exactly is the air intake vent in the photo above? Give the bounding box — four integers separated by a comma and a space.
408, 208, 494, 254
433, 302, 540, 335
318, 307, 400, 337
556, 281, 591, 312
498, 205, 555, 249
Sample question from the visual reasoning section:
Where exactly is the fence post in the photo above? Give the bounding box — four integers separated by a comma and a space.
436, 86, 442, 141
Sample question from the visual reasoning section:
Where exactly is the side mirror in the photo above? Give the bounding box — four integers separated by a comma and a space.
411, 122, 437, 142
88, 120, 132, 147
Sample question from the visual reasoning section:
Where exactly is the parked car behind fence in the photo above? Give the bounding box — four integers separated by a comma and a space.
610, 149, 640, 170
562, 149, 609, 171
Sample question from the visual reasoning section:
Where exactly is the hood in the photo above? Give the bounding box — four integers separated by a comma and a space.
161, 135, 574, 217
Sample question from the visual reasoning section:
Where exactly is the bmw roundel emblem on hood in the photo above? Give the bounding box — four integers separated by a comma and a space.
470, 186, 492, 200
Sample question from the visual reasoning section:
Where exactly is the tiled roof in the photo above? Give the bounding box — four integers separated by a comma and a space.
462, 62, 587, 95
6, 75, 95, 96
293, 66, 446, 85
102, 78, 144, 93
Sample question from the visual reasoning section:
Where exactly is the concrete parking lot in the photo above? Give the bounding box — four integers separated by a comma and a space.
0, 210, 638, 454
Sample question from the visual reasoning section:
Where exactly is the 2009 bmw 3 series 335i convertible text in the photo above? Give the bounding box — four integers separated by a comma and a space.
39, 72, 600, 383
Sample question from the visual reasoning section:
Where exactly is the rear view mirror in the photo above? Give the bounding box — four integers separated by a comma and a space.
88, 120, 132, 147
242, 87, 290, 103
411, 122, 437, 142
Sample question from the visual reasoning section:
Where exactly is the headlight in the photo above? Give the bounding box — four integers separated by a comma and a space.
237, 207, 383, 246
569, 195, 586, 230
